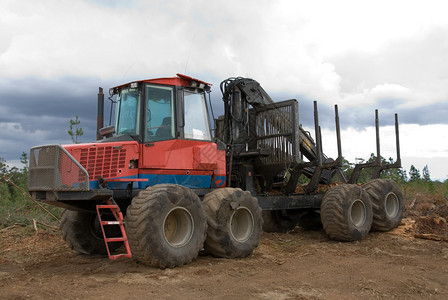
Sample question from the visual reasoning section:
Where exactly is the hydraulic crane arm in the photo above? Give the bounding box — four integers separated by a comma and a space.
220, 77, 320, 162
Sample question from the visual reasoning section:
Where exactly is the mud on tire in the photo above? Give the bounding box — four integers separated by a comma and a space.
60, 209, 122, 255
125, 184, 207, 269
321, 184, 373, 241
363, 179, 404, 231
203, 188, 262, 258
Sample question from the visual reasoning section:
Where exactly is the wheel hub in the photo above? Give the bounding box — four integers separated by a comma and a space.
385, 192, 399, 218
229, 207, 254, 242
163, 207, 194, 248
350, 199, 366, 227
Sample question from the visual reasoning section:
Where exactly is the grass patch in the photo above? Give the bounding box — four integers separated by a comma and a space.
401, 181, 448, 207
0, 191, 62, 230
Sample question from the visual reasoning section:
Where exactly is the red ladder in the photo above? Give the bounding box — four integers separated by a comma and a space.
96, 198, 132, 259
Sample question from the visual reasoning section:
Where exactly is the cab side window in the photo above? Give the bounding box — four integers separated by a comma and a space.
184, 91, 211, 140
145, 85, 174, 142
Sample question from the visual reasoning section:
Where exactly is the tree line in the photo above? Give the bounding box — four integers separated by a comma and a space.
342, 153, 434, 184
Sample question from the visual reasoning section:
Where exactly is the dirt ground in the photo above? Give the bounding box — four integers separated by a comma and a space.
1, 194, 448, 299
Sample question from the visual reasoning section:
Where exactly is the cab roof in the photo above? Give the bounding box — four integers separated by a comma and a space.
112, 73, 212, 91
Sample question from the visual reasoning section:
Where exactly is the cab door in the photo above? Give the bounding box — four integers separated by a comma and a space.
141, 85, 214, 170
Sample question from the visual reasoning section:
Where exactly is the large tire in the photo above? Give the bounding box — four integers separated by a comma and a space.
321, 184, 373, 241
363, 179, 404, 231
203, 188, 262, 258
262, 210, 299, 233
125, 184, 207, 268
60, 209, 122, 255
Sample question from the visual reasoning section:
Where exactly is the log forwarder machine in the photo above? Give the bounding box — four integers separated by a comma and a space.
28, 74, 404, 268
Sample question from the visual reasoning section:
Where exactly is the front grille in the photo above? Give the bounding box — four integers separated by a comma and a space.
28, 145, 89, 191
78, 146, 127, 181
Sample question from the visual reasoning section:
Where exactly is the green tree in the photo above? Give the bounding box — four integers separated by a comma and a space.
19, 152, 28, 180
68, 115, 84, 144
0, 158, 11, 202
401, 169, 408, 182
341, 157, 354, 179
409, 165, 421, 182
0, 156, 28, 203
422, 165, 431, 181
421, 164, 435, 193
20, 152, 28, 168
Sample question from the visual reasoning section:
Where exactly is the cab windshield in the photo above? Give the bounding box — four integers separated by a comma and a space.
115, 89, 141, 135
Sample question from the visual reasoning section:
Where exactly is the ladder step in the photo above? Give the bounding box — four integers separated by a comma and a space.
109, 253, 133, 260
97, 205, 120, 210
105, 237, 127, 243
100, 221, 122, 225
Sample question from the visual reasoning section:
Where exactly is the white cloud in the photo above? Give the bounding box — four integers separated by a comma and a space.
332, 24, 448, 109
340, 84, 412, 108
2, 0, 448, 106
298, 0, 448, 55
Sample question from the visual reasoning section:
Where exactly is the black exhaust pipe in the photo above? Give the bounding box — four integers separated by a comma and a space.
97, 87, 104, 141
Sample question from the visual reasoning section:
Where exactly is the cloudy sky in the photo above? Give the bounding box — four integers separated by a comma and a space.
1, 0, 448, 180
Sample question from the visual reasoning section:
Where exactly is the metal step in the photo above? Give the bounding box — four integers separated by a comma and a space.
96, 199, 132, 260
